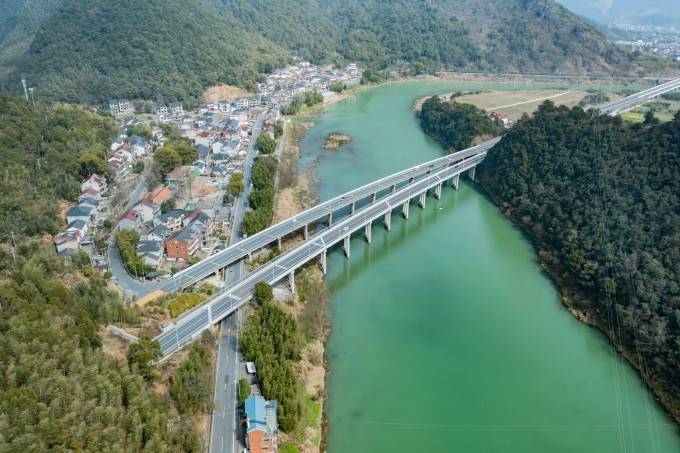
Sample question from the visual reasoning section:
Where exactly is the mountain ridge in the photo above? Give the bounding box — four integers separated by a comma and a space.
0, 0, 672, 104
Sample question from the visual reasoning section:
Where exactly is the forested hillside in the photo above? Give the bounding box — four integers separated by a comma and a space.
0, 245, 201, 451
475, 103, 680, 421
0, 0, 664, 104
0, 93, 116, 240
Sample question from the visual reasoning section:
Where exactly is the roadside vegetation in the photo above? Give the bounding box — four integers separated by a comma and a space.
241, 283, 304, 432
145, 283, 216, 320
115, 229, 150, 277
225, 172, 245, 203
0, 243, 201, 451
256, 133, 277, 154
476, 102, 680, 422
171, 332, 215, 415
242, 156, 278, 235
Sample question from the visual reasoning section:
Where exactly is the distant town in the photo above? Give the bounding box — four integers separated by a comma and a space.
611, 23, 680, 62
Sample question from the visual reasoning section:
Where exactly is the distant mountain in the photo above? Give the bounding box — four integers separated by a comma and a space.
556, 0, 680, 26
0, 0, 663, 104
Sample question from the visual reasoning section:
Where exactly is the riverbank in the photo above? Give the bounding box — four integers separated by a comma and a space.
272, 119, 329, 453
477, 180, 680, 426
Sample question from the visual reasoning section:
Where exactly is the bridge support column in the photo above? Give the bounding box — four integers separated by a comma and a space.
418, 192, 426, 209
328, 212, 333, 226
365, 222, 372, 243
408, 176, 414, 184
451, 174, 459, 190
303, 224, 309, 240
343, 235, 350, 258
402, 201, 410, 219
384, 212, 391, 230
350, 202, 355, 215
371, 192, 377, 203
277, 237, 282, 249
434, 183, 442, 200
289, 271, 295, 293
320, 249, 327, 275
468, 166, 476, 182
391, 184, 396, 192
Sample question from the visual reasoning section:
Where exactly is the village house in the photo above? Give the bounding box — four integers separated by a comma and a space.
144, 223, 171, 242
165, 227, 201, 260
148, 186, 173, 206
65, 219, 88, 240
244, 395, 278, 453
158, 209, 186, 231
136, 240, 164, 268
132, 199, 160, 225
118, 209, 141, 231
81, 174, 107, 194
54, 231, 81, 256
109, 99, 134, 116
66, 205, 94, 225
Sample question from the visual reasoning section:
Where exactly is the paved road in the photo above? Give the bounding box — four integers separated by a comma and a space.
598, 77, 680, 114
209, 113, 265, 453
107, 174, 162, 299
157, 154, 486, 356
155, 139, 499, 294
210, 314, 240, 453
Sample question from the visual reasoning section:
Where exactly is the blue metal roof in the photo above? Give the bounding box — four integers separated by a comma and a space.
245, 395, 267, 433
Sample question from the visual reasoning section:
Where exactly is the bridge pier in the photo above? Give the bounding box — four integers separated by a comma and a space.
289, 271, 295, 293
343, 235, 351, 258
418, 192, 426, 209
365, 222, 372, 243
384, 211, 391, 230
328, 212, 333, 225
350, 202, 356, 215
371, 192, 377, 203
320, 249, 327, 275
402, 201, 410, 219
277, 237, 282, 249
303, 224, 309, 240
468, 166, 476, 181
408, 176, 414, 184
391, 184, 396, 193
434, 182, 442, 199
451, 174, 459, 190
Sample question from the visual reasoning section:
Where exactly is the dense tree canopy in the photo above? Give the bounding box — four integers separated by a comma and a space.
242, 156, 278, 236
0, 244, 200, 451
476, 102, 680, 420
241, 284, 304, 432
0, 93, 116, 241
420, 96, 502, 151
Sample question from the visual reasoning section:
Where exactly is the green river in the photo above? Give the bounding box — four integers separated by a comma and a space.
297, 81, 680, 452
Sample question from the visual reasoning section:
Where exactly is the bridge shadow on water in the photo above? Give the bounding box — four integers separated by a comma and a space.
324, 181, 477, 291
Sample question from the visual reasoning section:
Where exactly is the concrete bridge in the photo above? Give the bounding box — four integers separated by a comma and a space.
157, 152, 486, 356
137, 138, 500, 304
149, 77, 680, 357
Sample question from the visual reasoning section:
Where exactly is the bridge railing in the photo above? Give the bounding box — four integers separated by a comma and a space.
157, 153, 486, 356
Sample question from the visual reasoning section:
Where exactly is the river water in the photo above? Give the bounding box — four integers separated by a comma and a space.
298, 81, 680, 452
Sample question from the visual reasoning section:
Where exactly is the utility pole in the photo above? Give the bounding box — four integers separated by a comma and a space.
10, 231, 17, 266
21, 75, 29, 103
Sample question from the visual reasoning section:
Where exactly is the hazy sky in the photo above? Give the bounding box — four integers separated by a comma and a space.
556, 0, 680, 26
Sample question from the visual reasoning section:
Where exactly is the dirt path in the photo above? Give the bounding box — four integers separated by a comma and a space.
486, 91, 569, 110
